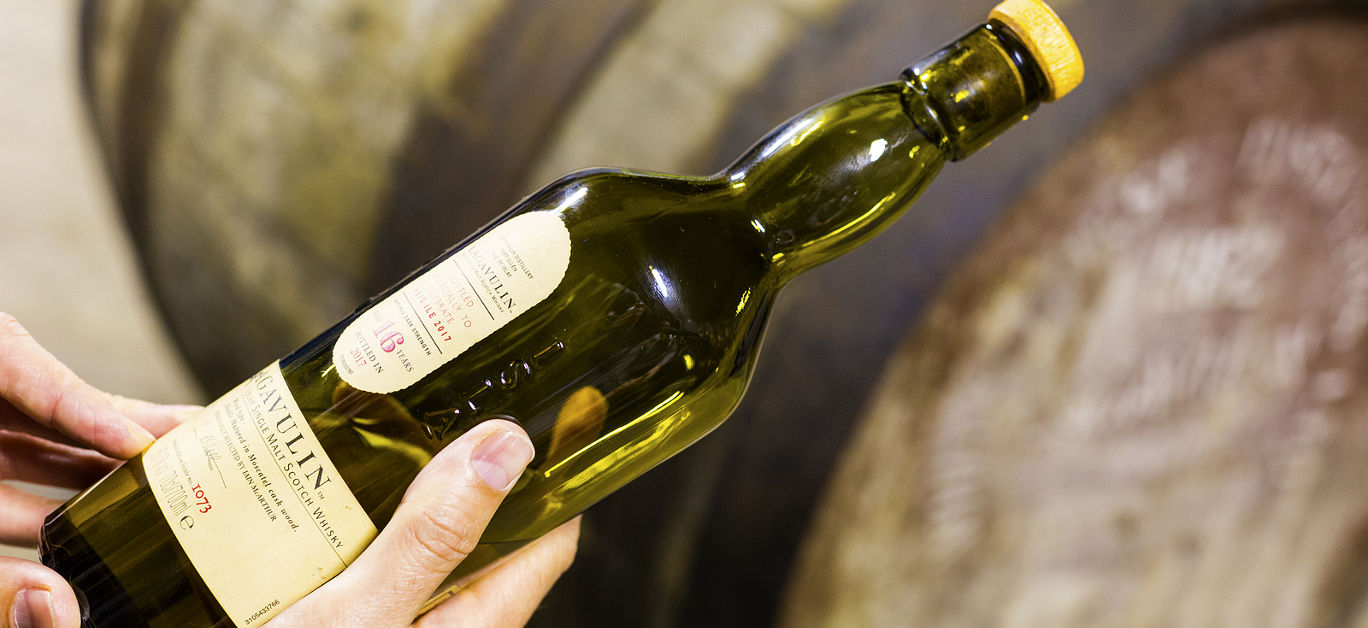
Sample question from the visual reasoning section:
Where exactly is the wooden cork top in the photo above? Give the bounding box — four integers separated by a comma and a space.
990, 0, 1085, 101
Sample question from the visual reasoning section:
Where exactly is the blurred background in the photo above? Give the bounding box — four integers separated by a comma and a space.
0, 0, 200, 554
4, 0, 1368, 626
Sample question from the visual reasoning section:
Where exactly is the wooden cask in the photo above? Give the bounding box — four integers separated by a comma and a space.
76, 1, 1346, 625
783, 14, 1368, 628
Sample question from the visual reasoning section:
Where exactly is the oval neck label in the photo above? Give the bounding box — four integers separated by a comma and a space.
333, 211, 572, 394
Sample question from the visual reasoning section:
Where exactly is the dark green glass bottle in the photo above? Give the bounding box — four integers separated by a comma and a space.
41, 1, 1082, 625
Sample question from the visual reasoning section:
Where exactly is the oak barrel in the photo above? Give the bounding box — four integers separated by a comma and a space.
784, 14, 1368, 628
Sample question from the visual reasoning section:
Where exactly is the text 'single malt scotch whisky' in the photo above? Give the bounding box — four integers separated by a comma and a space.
41, 1, 1082, 625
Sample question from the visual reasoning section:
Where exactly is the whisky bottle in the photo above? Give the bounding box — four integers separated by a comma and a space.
41, 1, 1083, 625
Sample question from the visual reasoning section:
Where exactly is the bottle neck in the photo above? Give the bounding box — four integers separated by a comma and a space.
903, 21, 1050, 161
728, 21, 1048, 277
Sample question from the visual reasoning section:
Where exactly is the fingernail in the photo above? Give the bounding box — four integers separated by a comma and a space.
471, 430, 534, 491
124, 420, 156, 452
12, 588, 53, 628
166, 405, 204, 425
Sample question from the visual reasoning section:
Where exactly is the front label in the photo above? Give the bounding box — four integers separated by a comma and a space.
145, 362, 377, 626
333, 211, 572, 394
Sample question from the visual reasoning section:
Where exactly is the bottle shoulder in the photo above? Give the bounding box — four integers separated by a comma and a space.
562, 179, 774, 325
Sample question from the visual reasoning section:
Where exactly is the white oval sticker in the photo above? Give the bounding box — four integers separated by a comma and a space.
333, 212, 571, 394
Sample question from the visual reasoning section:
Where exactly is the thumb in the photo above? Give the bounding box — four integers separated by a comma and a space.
271, 420, 534, 627
0, 557, 81, 628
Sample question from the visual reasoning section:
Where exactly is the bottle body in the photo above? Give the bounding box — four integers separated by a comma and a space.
41, 13, 1065, 626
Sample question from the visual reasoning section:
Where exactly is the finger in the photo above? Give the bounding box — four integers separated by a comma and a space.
0, 484, 64, 546
341, 420, 534, 620
1, 385, 199, 444
0, 556, 82, 628
0, 384, 198, 445
416, 518, 580, 628
0, 431, 118, 488
272, 420, 534, 627
106, 396, 202, 438
0, 313, 153, 458
1, 399, 89, 451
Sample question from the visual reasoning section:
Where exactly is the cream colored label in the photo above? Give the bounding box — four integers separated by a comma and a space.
333, 211, 572, 394
145, 362, 377, 627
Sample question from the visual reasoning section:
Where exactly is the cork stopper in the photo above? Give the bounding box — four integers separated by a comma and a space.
990, 0, 1084, 101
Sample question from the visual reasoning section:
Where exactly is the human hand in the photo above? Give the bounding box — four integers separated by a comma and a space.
267, 420, 579, 627
0, 312, 199, 627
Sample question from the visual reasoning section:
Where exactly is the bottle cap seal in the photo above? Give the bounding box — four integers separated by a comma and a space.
990, 0, 1084, 101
